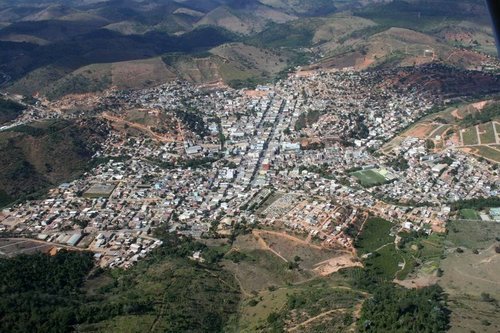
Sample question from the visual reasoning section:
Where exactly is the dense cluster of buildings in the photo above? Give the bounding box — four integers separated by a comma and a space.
1, 69, 498, 267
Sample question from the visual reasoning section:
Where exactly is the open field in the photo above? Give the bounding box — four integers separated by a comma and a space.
478, 122, 497, 144
228, 273, 365, 333
223, 248, 311, 293
471, 146, 500, 163
463, 145, 500, 163
355, 217, 394, 255
225, 230, 359, 294
224, 231, 365, 332
351, 169, 387, 187
403, 122, 440, 139
439, 220, 500, 333
460, 209, 480, 220
431, 124, 452, 138
461, 127, 479, 145
446, 220, 500, 250
257, 230, 341, 269
0, 238, 53, 257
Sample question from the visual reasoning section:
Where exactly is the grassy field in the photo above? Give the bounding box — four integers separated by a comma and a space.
355, 217, 394, 255
461, 127, 479, 145
258, 232, 337, 269
472, 146, 500, 163
223, 232, 365, 332
460, 208, 480, 220
431, 124, 451, 138
351, 169, 387, 187
228, 275, 365, 333
478, 122, 497, 144
446, 220, 500, 250
223, 249, 311, 293
439, 220, 500, 333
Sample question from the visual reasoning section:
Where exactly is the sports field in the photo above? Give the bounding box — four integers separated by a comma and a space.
351, 169, 387, 187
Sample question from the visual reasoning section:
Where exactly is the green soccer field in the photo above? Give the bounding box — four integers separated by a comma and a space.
351, 169, 387, 187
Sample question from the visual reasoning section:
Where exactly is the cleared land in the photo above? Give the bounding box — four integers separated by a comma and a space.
0, 238, 53, 257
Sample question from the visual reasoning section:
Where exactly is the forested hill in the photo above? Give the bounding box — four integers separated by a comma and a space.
0, 118, 109, 207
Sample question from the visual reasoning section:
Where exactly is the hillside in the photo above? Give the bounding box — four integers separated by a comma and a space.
0, 0, 498, 98
0, 97, 25, 125
0, 118, 109, 207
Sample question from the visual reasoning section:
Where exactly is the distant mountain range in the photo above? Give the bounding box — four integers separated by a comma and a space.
0, 0, 497, 98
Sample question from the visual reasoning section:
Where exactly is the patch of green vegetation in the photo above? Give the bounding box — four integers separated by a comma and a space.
461, 127, 479, 145
0, 98, 25, 125
0, 251, 95, 333
299, 164, 332, 179
358, 284, 449, 333
478, 122, 496, 144
0, 189, 12, 207
396, 231, 446, 279
460, 102, 500, 127
249, 19, 322, 48
294, 112, 307, 131
0, 233, 241, 333
227, 77, 267, 90
364, 245, 401, 280
474, 146, 500, 162
259, 278, 364, 333
460, 208, 480, 220
355, 218, 394, 255
446, 219, 500, 249
372, 50, 407, 69
351, 169, 387, 187
46, 72, 112, 100
295, 109, 323, 131
337, 24, 388, 43
0, 118, 108, 207
450, 196, 500, 211
355, 0, 466, 32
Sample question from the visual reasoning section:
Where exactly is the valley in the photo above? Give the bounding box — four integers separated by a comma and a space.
0, 1, 499, 332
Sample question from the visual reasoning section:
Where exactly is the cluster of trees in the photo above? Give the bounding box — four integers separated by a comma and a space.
0, 98, 25, 125
175, 109, 208, 138
461, 102, 500, 127
294, 110, 323, 131
450, 197, 500, 210
0, 251, 94, 333
347, 215, 451, 332
388, 155, 409, 171
358, 284, 449, 333
0, 232, 242, 333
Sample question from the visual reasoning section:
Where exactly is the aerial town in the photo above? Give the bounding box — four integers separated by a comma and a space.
1, 68, 499, 268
